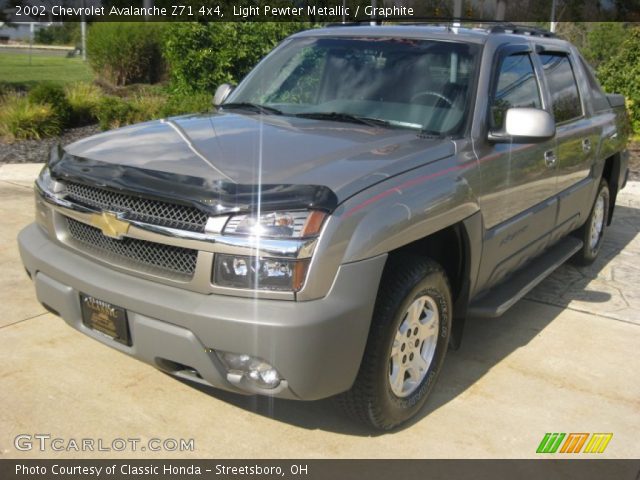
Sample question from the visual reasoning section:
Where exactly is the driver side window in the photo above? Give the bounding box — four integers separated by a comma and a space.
491, 53, 542, 130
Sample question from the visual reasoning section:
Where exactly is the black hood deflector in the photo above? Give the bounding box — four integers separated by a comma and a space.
50, 152, 338, 215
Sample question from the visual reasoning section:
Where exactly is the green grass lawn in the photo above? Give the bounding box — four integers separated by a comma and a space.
0, 51, 93, 90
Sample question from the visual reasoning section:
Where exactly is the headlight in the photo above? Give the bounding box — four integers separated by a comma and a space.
35, 165, 60, 193
223, 210, 326, 238
36, 165, 53, 191
214, 255, 310, 292
215, 210, 326, 292
36, 146, 65, 194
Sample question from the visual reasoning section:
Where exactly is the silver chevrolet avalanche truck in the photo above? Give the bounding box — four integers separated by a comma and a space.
19, 25, 630, 429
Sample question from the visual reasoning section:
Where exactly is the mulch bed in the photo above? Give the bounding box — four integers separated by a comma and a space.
0, 125, 100, 164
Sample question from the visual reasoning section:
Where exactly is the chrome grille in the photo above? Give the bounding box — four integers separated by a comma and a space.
64, 182, 208, 233
66, 218, 198, 279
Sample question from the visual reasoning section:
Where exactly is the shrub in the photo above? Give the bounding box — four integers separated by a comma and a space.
35, 23, 80, 46
0, 95, 61, 141
129, 94, 166, 123
0, 83, 17, 98
160, 92, 212, 117
94, 96, 137, 130
64, 82, 102, 126
163, 22, 307, 94
93, 88, 213, 131
598, 27, 640, 136
27, 82, 71, 126
87, 23, 166, 86
163, 23, 235, 94
582, 23, 628, 69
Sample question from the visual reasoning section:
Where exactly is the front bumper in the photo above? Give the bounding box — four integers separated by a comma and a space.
19, 223, 385, 400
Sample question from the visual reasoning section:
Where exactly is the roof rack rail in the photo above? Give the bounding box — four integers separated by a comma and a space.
325, 21, 376, 27
324, 20, 557, 38
325, 17, 466, 27
488, 23, 556, 38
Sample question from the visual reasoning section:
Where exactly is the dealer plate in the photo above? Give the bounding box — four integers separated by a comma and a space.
80, 294, 131, 346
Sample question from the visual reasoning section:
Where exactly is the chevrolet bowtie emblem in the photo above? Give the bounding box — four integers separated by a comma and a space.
90, 212, 130, 239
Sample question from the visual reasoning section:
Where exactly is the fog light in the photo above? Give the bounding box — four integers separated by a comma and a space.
218, 352, 282, 389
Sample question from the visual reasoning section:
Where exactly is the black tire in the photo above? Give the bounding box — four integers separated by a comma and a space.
571, 179, 610, 266
337, 256, 452, 430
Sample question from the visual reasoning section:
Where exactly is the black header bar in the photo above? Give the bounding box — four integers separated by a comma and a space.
1, 459, 640, 480
2, 0, 640, 23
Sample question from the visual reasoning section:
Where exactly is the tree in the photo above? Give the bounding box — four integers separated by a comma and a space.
582, 22, 628, 68
598, 26, 640, 136
553, 22, 629, 69
163, 22, 308, 94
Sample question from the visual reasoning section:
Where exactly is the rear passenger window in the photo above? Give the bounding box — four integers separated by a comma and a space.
491, 53, 542, 130
539, 53, 583, 123
578, 55, 609, 112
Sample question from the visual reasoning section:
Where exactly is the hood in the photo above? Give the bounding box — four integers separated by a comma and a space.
54, 112, 454, 213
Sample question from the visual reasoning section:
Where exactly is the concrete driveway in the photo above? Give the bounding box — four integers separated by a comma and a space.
1, 164, 639, 459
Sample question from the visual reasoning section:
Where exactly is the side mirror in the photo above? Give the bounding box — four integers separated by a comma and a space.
213, 84, 234, 107
489, 108, 555, 143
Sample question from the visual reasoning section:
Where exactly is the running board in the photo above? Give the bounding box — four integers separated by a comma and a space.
468, 236, 583, 318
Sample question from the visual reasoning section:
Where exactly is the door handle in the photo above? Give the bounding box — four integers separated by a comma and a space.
582, 138, 592, 153
544, 150, 557, 167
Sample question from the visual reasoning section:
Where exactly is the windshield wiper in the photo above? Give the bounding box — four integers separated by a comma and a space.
221, 102, 283, 115
294, 112, 394, 128
419, 128, 444, 138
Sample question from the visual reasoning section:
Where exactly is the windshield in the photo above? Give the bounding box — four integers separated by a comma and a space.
227, 36, 479, 135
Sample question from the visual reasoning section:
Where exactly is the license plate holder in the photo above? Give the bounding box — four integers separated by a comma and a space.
80, 294, 131, 346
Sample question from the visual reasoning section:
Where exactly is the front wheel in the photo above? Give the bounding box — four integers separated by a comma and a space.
337, 256, 452, 430
572, 179, 610, 266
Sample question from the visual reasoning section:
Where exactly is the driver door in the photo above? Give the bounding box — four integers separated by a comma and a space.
475, 46, 558, 291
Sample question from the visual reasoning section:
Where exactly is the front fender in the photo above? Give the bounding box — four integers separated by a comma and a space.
297, 153, 481, 301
